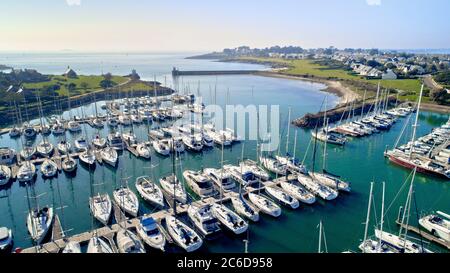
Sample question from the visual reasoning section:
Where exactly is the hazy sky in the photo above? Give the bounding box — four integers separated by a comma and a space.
1, 0, 449, 52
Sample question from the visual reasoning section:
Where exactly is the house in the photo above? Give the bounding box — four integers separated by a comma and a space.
382, 69, 397, 80
63, 66, 77, 78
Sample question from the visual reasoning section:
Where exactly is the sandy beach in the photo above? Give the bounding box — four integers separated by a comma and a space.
255, 71, 361, 105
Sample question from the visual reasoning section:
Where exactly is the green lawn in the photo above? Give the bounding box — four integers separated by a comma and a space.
238, 57, 423, 95
23, 75, 128, 96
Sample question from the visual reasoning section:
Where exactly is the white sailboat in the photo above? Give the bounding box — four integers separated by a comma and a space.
280, 181, 316, 204
115, 228, 146, 253
87, 236, 115, 253
17, 162, 36, 182
62, 241, 81, 253
0, 165, 12, 186
0, 227, 13, 251
259, 156, 287, 176
36, 140, 54, 157
79, 149, 96, 167
61, 156, 77, 173
135, 176, 165, 208
136, 142, 151, 159
67, 120, 81, 133
240, 159, 270, 181
230, 195, 260, 222
159, 174, 187, 204
165, 215, 203, 252
107, 132, 124, 150
57, 140, 71, 154
152, 139, 170, 156
92, 135, 107, 149
265, 185, 299, 209
248, 193, 281, 217
20, 146, 36, 161
136, 216, 166, 251
212, 203, 248, 235
74, 136, 89, 152
27, 206, 54, 244
89, 193, 112, 225
113, 186, 139, 217
297, 173, 338, 201
100, 147, 118, 167
40, 159, 58, 178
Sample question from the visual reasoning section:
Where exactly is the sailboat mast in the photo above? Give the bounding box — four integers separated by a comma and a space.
285, 107, 291, 154
362, 182, 374, 253
293, 130, 298, 159
378, 181, 385, 246
318, 220, 322, 253
322, 118, 329, 172
409, 85, 424, 159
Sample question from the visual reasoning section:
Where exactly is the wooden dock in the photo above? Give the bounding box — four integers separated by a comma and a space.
396, 220, 450, 250
20, 174, 298, 253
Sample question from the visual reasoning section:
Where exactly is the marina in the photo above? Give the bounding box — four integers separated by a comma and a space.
0, 52, 449, 254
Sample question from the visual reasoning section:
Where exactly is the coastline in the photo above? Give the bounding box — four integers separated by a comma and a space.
217, 58, 450, 114
255, 71, 360, 105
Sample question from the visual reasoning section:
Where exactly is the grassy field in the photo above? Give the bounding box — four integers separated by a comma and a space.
23, 75, 129, 96
238, 57, 424, 98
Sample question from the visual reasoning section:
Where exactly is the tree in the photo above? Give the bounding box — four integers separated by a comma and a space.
80, 82, 88, 91
103, 72, 112, 81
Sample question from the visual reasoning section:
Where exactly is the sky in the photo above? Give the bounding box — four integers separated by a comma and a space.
0, 0, 449, 52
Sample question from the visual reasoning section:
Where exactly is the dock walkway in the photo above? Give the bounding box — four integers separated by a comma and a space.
21, 175, 296, 253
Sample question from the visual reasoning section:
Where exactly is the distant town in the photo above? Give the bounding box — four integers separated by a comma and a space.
191, 46, 450, 106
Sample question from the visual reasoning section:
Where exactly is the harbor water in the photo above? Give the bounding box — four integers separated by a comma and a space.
0, 52, 449, 253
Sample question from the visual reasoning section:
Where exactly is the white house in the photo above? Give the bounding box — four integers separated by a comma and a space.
382, 69, 397, 80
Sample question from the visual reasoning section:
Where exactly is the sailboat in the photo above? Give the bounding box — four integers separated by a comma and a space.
385, 85, 450, 179
135, 176, 165, 208
309, 128, 351, 192
89, 193, 112, 225
230, 195, 260, 222
17, 162, 36, 183
279, 181, 316, 204
374, 169, 432, 253
275, 109, 308, 174
0, 165, 12, 186
248, 193, 281, 217
36, 140, 54, 157
40, 159, 58, 178
115, 228, 146, 253
136, 142, 151, 159
62, 241, 81, 253
265, 185, 299, 209
20, 145, 36, 161
87, 236, 114, 253
165, 215, 203, 252
57, 140, 71, 154
113, 185, 139, 217
297, 173, 338, 201
212, 203, 248, 235
259, 155, 287, 176
100, 147, 118, 167
159, 174, 187, 204
27, 206, 54, 244
92, 135, 107, 149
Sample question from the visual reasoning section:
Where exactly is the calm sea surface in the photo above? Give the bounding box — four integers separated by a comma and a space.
0, 52, 448, 253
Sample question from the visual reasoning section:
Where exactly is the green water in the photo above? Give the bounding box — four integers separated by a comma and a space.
0, 53, 449, 253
